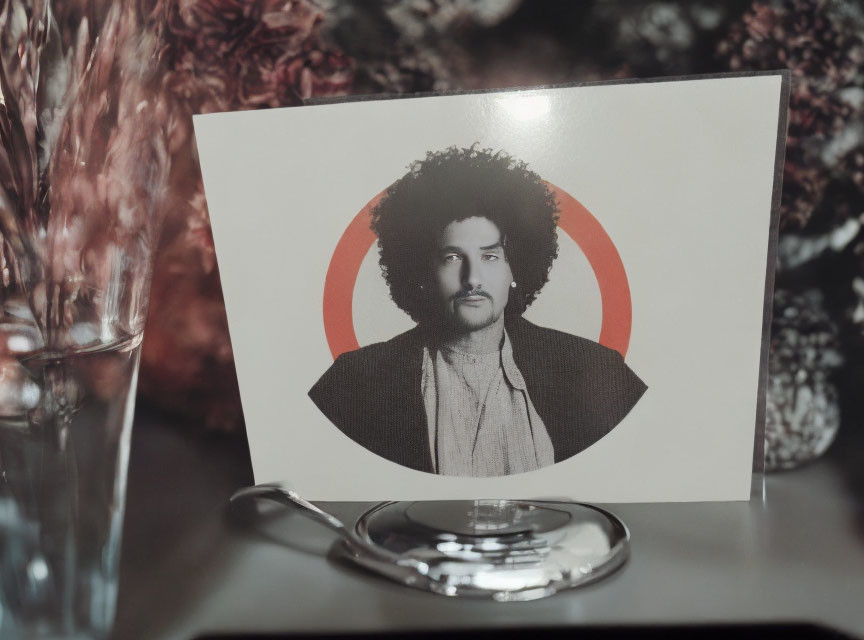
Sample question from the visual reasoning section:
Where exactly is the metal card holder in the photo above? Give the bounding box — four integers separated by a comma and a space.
230, 484, 629, 601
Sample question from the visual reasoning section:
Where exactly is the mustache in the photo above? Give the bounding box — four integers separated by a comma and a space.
451, 289, 493, 302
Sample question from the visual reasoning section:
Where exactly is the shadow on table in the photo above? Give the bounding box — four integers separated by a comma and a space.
834, 363, 864, 540
225, 492, 345, 558
112, 407, 254, 640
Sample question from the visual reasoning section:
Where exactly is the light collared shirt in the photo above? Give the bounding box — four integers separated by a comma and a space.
421, 330, 555, 477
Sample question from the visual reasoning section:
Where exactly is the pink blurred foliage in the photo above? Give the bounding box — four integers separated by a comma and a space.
136, 0, 353, 430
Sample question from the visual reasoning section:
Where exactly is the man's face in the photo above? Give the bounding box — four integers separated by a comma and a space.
431, 216, 513, 334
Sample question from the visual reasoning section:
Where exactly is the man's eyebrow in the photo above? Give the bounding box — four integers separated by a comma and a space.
480, 242, 503, 251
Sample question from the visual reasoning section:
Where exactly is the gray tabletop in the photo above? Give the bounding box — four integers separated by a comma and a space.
112, 410, 864, 639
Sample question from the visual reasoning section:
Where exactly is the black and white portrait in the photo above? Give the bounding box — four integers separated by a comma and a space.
309, 145, 647, 476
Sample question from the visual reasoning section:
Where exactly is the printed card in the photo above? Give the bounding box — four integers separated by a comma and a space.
194, 73, 789, 501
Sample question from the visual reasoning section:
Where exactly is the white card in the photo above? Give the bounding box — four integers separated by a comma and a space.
194, 73, 788, 502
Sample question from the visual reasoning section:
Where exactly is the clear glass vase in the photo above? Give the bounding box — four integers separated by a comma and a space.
0, 1, 167, 635
0, 326, 144, 639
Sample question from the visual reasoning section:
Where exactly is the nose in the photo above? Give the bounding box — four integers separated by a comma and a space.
461, 256, 482, 291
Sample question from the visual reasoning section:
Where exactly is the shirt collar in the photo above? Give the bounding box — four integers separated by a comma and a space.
500, 329, 528, 391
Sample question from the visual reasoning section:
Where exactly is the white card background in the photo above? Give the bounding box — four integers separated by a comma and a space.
194, 75, 784, 502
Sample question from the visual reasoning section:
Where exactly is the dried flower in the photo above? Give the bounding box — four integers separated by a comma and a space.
766, 289, 842, 469
135, 0, 354, 430
717, 0, 864, 229
0, 1, 172, 344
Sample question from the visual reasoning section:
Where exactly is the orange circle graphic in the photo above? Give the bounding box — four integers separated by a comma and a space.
323, 183, 632, 359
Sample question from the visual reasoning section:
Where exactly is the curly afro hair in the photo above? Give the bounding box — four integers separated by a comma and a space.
370, 145, 560, 325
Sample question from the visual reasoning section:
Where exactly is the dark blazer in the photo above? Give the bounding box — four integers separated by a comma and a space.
308, 317, 647, 473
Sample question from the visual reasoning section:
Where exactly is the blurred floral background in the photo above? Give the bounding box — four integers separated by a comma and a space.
42, 0, 864, 468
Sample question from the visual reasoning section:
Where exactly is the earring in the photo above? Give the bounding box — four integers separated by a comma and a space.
420, 284, 425, 290
510, 281, 517, 288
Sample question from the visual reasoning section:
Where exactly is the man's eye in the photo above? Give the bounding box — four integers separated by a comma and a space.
443, 254, 461, 264
483, 253, 500, 261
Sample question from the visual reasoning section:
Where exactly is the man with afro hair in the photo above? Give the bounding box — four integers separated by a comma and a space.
310, 146, 645, 477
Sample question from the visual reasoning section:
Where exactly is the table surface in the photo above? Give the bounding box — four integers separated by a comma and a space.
112, 409, 864, 640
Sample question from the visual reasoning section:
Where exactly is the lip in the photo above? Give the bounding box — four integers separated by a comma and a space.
456, 296, 488, 304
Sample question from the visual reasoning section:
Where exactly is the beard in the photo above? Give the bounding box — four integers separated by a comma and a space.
446, 297, 502, 333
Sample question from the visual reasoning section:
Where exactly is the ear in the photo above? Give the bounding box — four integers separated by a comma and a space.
506, 279, 526, 316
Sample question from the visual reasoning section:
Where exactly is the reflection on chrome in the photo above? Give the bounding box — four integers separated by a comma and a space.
231, 485, 630, 601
